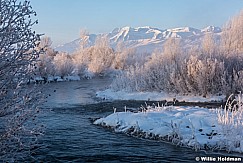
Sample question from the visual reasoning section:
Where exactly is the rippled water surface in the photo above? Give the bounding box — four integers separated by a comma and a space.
34, 78, 239, 162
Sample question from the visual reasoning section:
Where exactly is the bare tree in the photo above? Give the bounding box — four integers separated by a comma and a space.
0, 0, 44, 161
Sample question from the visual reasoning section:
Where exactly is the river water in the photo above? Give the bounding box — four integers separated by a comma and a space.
34, 78, 238, 162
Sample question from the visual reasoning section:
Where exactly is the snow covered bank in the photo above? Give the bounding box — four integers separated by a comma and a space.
33, 75, 81, 83
94, 103, 243, 153
96, 89, 226, 103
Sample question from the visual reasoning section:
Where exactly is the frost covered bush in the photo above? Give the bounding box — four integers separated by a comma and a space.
111, 64, 147, 91
185, 55, 226, 96
36, 37, 57, 80
112, 42, 150, 70
87, 46, 115, 75
0, 0, 44, 161
113, 48, 137, 70
217, 94, 243, 152
79, 35, 114, 75
221, 10, 243, 56
76, 39, 115, 75
111, 47, 243, 96
72, 50, 88, 77
53, 52, 74, 78
111, 38, 185, 92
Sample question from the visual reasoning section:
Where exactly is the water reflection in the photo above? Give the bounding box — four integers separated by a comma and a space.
42, 78, 111, 108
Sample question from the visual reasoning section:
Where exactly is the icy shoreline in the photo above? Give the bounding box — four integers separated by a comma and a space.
94, 105, 243, 153
96, 89, 226, 103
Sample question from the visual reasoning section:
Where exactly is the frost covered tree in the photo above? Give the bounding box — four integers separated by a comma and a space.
36, 36, 56, 81
221, 10, 243, 56
72, 33, 115, 77
162, 38, 187, 92
72, 30, 91, 77
142, 51, 167, 91
186, 55, 225, 96
79, 29, 89, 50
88, 35, 115, 75
112, 42, 138, 70
220, 9, 243, 94
201, 32, 217, 58
53, 52, 74, 78
72, 51, 87, 77
0, 0, 44, 161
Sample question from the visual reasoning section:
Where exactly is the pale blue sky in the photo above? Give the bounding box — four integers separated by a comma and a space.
30, 0, 243, 46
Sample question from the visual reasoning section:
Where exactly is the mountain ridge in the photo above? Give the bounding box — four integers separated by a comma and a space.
55, 26, 222, 53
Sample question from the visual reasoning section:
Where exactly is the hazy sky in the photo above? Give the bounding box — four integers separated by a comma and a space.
30, 0, 243, 46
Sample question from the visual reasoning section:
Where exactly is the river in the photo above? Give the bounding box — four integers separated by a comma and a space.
34, 78, 237, 162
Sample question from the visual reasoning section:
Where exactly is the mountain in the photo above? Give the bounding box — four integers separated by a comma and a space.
201, 26, 222, 33
55, 26, 222, 54
55, 34, 97, 53
108, 26, 164, 42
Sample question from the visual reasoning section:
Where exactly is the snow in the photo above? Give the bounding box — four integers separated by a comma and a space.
94, 105, 243, 153
201, 26, 222, 33
33, 75, 81, 82
167, 27, 201, 35
96, 89, 225, 103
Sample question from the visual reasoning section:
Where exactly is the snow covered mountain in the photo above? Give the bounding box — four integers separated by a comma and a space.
55, 34, 97, 53
201, 26, 222, 33
55, 26, 222, 53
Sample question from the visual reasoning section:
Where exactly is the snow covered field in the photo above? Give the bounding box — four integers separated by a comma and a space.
97, 89, 226, 103
94, 100, 243, 153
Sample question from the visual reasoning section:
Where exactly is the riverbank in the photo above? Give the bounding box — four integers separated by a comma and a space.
94, 101, 243, 153
96, 89, 226, 103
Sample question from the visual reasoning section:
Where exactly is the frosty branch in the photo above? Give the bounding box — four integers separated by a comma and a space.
0, 0, 44, 161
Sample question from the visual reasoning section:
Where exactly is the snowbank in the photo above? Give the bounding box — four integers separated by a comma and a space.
96, 89, 225, 103
94, 105, 243, 153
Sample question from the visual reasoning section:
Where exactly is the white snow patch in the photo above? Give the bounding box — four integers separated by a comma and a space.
94, 105, 243, 153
